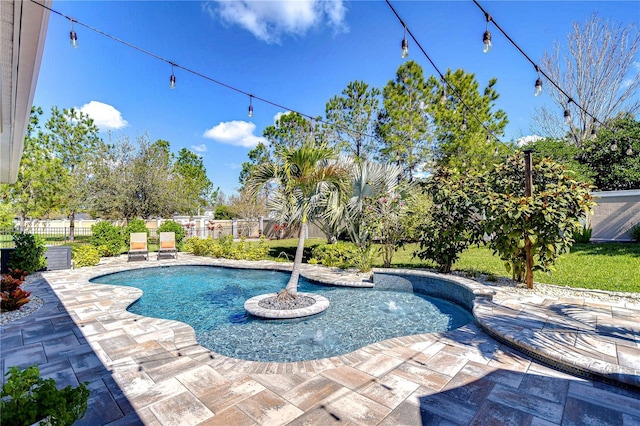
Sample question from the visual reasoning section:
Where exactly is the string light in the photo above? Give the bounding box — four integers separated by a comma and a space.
69, 19, 78, 48
564, 100, 572, 125
439, 80, 447, 105
169, 63, 176, 89
248, 95, 254, 118
486, 134, 491, 144
590, 128, 597, 140
483, 13, 492, 53
534, 66, 542, 97
461, 114, 467, 131
626, 146, 633, 156
401, 25, 409, 58
493, 146, 499, 156
472, 0, 617, 140
611, 141, 618, 151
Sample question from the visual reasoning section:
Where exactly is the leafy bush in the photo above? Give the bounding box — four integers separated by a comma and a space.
8, 232, 46, 274
630, 223, 640, 242
158, 220, 186, 244
310, 242, 360, 268
1, 287, 31, 312
414, 168, 483, 273
123, 219, 148, 245
70, 244, 102, 268
1, 364, 89, 426
90, 221, 123, 256
182, 236, 270, 260
572, 225, 592, 243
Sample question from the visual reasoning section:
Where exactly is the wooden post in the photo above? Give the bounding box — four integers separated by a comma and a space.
523, 149, 534, 289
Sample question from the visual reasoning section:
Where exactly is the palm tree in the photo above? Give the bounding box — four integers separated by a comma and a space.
246, 141, 349, 300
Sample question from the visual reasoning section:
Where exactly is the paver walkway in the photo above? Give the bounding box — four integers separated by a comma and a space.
1, 255, 639, 425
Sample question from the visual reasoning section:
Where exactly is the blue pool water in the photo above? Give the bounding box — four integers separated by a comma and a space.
90, 266, 473, 362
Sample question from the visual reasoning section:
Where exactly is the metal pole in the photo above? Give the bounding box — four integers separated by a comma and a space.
523, 149, 534, 289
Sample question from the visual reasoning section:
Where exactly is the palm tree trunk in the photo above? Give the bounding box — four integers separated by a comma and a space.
284, 220, 307, 298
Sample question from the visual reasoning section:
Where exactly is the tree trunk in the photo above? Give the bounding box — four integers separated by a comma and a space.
69, 211, 75, 242
284, 220, 307, 298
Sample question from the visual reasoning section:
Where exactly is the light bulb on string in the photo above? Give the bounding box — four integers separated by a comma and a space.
248, 95, 254, 118
483, 13, 492, 53
440, 82, 447, 105
590, 128, 597, 140
564, 105, 572, 125
69, 19, 78, 48
626, 146, 633, 156
401, 25, 409, 58
169, 64, 176, 89
493, 146, 499, 157
610, 141, 618, 151
486, 134, 491, 144
534, 77, 542, 97
461, 114, 467, 131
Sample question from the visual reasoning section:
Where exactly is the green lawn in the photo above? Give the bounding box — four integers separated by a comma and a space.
265, 239, 640, 293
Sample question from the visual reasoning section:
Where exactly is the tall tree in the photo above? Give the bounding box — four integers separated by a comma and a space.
533, 14, 640, 145
246, 141, 349, 300
263, 112, 316, 152
577, 113, 640, 190
2, 107, 67, 227
324, 80, 381, 158
174, 148, 215, 215
45, 107, 102, 239
377, 61, 432, 181
427, 69, 508, 170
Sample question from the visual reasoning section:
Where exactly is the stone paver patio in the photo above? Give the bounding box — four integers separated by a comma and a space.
1, 254, 639, 425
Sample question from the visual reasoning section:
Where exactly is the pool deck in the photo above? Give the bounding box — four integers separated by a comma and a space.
1, 255, 639, 425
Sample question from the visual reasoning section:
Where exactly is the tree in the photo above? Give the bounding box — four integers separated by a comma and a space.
362, 189, 409, 268
239, 142, 271, 189
324, 80, 381, 158
246, 141, 349, 299
524, 137, 594, 184
414, 168, 484, 273
577, 114, 640, 190
263, 112, 317, 152
533, 14, 640, 145
228, 189, 268, 220
427, 69, 508, 170
45, 107, 102, 240
480, 152, 595, 283
377, 61, 432, 181
174, 148, 215, 215
2, 107, 67, 226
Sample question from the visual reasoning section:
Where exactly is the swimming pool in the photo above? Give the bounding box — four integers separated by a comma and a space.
90, 265, 473, 362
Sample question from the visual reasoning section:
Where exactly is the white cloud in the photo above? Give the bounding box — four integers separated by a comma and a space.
203, 120, 266, 148
191, 144, 208, 153
516, 134, 543, 147
78, 101, 128, 130
205, 0, 348, 44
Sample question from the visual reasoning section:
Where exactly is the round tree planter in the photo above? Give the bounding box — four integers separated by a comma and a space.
244, 292, 329, 319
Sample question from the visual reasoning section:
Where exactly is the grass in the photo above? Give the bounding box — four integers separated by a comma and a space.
264, 238, 640, 293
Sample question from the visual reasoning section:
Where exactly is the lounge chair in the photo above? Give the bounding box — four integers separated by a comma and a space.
128, 232, 148, 261
157, 232, 178, 260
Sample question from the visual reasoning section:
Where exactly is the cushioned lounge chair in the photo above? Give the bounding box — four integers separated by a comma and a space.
128, 232, 148, 261
157, 232, 178, 260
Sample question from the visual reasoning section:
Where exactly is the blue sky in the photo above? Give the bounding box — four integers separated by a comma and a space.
33, 1, 639, 196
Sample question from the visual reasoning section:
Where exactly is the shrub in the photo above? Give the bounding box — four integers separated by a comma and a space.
630, 223, 640, 242
1, 364, 89, 426
8, 232, 46, 274
311, 242, 360, 269
90, 221, 123, 256
7, 268, 27, 281
1, 275, 23, 293
123, 219, 148, 245
70, 244, 102, 268
182, 236, 270, 261
572, 225, 592, 244
158, 220, 186, 244
1, 287, 31, 312
182, 237, 222, 257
